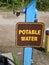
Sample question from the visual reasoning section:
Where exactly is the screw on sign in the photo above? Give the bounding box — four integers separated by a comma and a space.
16, 22, 44, 47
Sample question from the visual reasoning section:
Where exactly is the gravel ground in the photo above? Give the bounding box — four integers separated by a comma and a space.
0, 11, 49, 65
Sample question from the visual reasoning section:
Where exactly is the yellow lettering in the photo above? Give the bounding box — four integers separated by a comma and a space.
19, 30, 25, 35
29, 30, 32, 34
32, 30, 35, 34
25, 37, 29, 41
31, 37, 34, 41
21, 36, 38, 41
19, 30, 22, 34
19, 30, 41, 35
29, 36, 31, 40
22, 30, 25, 34
21, 37, 25, 41
26, 30, 29, 34
34, 37, 38, 41
38, 30, 41, 35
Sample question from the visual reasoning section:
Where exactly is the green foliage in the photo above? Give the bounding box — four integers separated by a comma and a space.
0, 2, 7, 7
0, 0, 49, 11
12, 53, 18, 65
7, 4, 12, 9
0, 2, 3, 6
37, 0, 49, 11
42, 50, 49, 56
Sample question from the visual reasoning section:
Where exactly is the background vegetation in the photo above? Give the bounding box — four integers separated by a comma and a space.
0, 0, 49, 11
37, 0, 49, 11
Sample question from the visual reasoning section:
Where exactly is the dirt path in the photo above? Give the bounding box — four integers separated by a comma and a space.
0, 11, 49, 65
0, 12, 25, 46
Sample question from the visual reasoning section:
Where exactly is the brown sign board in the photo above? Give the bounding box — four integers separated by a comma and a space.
16, 22, 44, 48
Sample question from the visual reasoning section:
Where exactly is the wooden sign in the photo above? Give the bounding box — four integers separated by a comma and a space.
16, 22, 44, 48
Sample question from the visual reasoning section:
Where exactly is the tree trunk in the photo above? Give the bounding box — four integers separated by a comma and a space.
7, 0, 8, 4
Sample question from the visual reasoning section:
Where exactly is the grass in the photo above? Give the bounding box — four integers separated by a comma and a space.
42, 50, 49, 56
0, 5, 49, 12
12, 53, 18, 65
0, 7, 13, 12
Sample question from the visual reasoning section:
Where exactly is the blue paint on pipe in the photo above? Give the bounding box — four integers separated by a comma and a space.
23, 0, 38, 65
22, 0, 38, 22
24, 48, 33, 65
25, 0, 36, 22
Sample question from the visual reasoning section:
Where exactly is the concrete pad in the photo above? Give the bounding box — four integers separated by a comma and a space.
0, 53, 14, 65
